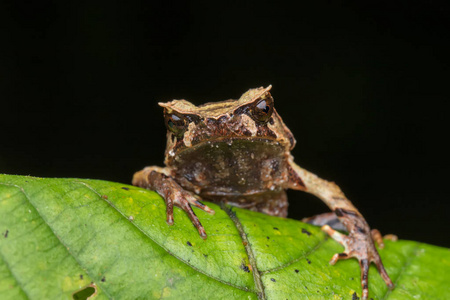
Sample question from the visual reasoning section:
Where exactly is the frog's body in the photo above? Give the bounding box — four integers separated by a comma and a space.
173, 138, 290, 215
173, 139, 287, 195
133, 86, 394, 299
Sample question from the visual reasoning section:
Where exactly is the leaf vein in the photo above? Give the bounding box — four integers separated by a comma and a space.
261, 237, 327, 274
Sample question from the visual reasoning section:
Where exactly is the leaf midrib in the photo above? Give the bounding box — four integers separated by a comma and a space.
221, 204, 266, 299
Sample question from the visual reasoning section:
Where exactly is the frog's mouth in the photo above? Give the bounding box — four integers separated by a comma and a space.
185, 136, 282, 152
195, 136, 280, 146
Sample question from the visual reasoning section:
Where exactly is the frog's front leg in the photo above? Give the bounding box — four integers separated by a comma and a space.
132, 166, 215, 239
286, 157, 394, 299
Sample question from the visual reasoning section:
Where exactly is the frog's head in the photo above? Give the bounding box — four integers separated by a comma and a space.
159, 86, 296, 163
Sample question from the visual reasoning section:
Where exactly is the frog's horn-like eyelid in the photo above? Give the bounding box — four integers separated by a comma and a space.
158, 103, 168, 110
158, 102, 171, 109
158, 100, 198, 115
158, 102, 180, 114
250, 85, 273, 102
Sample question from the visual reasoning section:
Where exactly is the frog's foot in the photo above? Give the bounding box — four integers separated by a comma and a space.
304, 213, 399, 246
322, 225, 394, 299
133, 167, 215, 239
164, 183, 215, 239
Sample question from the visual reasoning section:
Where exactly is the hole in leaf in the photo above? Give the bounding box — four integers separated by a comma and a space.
72, 285, 97, 300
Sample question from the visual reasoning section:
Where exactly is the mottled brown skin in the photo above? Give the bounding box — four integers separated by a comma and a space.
133, 86, 394, 299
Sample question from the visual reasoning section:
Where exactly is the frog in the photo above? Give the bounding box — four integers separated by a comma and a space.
132, 85, 394, 299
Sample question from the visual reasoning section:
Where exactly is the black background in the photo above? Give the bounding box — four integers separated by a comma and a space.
1, 1, 449, 247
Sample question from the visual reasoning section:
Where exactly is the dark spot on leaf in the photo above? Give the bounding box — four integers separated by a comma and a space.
191, 250, 194, 253
187, 259, 190, 262
203, 254, 208, 258
266, 244, 269, 247
101, 276, 105, 282
304, 286, 308, 289
72, 285, 96, 300
121, 187, 129, 190
187, 241, 192, 247
101, 195, 108, 200
271, 278, 276, 282
273, 227, 279, 230
4, 230, 8, 238
240, 262, 250, 273
79, 274, 83, 280
266, 236, 270, 239
306, 258, 311, 264
301, 228, 311, 236
350, 277, 354, 280
352, 292, 360, 300
295, 269, 299, 273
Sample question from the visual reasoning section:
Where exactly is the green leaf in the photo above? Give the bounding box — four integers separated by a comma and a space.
0, 175, 449, 299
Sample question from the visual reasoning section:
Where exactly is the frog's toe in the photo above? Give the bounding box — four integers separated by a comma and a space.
179, 199, 208, 239
322, 225, 394, 300
185, 196, 215, 215
371, 228, 384, 248
167, 189, 211, 239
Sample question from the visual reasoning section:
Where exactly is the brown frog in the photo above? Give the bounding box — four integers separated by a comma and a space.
133, 86, 394, 299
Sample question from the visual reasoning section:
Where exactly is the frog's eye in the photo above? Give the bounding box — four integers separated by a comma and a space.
165, 112, 187, 137
250, 96, 274, 123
